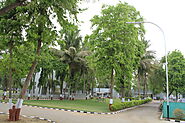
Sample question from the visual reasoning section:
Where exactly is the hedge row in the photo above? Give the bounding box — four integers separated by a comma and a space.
110, 98, 152, 111
124, 97, 140, 100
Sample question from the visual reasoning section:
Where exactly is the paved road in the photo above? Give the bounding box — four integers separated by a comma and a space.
0, 101, 166, 123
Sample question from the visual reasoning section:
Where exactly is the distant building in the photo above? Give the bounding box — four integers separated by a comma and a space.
132, 89, 153, 97
93, 88, 119, 98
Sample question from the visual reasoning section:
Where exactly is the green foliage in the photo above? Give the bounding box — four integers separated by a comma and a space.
124, 97, 140, 100
87, 2, 146, 97
149, 62, 165, 95
6, 99, 111, 113
110, 98, 152, 111
0, 1, 31, 90
166, 50, 185, 95
59, 23, 82, 50
50, 46, 90, 93
136, 40, 156, 97
0, 0, 82, 97
149, 50, 185, 96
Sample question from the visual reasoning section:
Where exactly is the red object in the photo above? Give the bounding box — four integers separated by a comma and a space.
9, 105, 21, 121
15, 108, 21, 121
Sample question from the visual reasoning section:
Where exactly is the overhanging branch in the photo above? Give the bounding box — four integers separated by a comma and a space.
0, 0, 26, 16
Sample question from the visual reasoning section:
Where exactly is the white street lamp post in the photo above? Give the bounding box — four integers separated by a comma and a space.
126, 21, 169, 120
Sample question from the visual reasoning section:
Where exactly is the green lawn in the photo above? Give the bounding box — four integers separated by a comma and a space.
22, 99, 116, 113
2, 98, 123, 113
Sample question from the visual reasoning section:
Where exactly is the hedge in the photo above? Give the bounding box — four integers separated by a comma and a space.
110, 98, 152, 111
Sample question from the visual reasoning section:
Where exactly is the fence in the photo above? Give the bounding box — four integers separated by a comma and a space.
163, 101, 185, 119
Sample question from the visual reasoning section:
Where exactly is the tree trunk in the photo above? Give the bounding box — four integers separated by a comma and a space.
146, 81, 148, 97
83, 74, 86, 94
8, 40, 13, 109
88, 80, 91, 95
0, 0, 26, 16
8, 40, 13, 99
16, 38, 42, 112
168, 90, 174, 97
60, 77, 63, 94
138, 75, 141, 97
19, 39, 42, 99
51, 71, 54, 95
69, 71, 74, 96
91, 77, 94, 96
176, 90, 178, 101
32, 72, 36, 95
143, 73, 147, 98
120, 78, 125, 98
110, 68, 114, 99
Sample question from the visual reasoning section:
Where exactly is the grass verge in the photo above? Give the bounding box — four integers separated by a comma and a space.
1, 98, 151, 113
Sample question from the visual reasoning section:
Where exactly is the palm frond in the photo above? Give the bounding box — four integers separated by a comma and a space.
49, 48, 64, 57
76, 51, 91, 57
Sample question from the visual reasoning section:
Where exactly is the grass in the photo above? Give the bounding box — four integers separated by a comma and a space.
3, 99, 116, 113
0, 90, 3, 93
23, 99, 111, 113
2, 98, 142, 113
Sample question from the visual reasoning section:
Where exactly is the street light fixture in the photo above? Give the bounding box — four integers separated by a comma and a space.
126, 21, 170, 120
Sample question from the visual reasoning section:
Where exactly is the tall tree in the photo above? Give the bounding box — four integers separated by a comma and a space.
60, 23, 82, 50
0, 0, 95, 16
165, 50, 185, 99
50, 47, 90, 96
148, 61, 165, 96
0, 0, 82, 119
137, 41, 155, 97
0, 0, 25, 107
17, 0, 81, 105
87, 2, 145, 99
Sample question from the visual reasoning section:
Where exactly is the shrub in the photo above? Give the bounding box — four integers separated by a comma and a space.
110, 98, 152, 111
173, 109, 185, 120
124, 97, 141, 101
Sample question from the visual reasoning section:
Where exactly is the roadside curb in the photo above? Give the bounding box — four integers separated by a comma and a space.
164, 119, 185, 123
0, 107, 56, 123
160, 113, 185, 123
2, 101, 147, 115
23, 102, 146, 115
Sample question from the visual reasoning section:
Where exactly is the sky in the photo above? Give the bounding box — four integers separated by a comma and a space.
77, 0, 185, 59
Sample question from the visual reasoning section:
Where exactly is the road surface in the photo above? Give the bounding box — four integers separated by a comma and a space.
0, 101, 166, 123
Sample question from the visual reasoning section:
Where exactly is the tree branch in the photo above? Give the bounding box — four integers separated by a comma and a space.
0, 0, 26, 16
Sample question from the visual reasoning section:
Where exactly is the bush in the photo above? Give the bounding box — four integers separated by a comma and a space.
173, 109, 185, 120
124, 97, 141, 101
110, 98, 152, 111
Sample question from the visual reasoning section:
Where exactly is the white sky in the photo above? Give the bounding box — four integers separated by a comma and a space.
77, 0, 185, 59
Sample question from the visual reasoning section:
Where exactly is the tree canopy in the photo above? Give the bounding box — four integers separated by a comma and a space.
86, 2, 146, 98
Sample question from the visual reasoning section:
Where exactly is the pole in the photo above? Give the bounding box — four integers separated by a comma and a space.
126, 22, 169, 120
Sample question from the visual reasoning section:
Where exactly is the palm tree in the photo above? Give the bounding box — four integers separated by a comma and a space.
148, 61, 165, 97
137, 41, 155, 97
60, 24, 82, 50
50, 47, 90, 96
